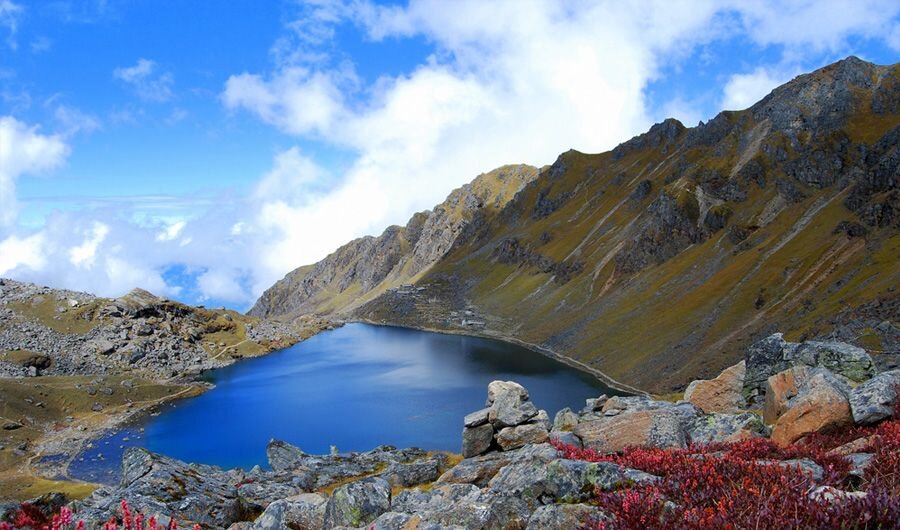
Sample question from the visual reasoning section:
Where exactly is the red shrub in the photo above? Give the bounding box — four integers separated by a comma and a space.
559, 415, 900, 529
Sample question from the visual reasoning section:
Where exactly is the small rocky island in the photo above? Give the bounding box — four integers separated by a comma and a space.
4, 332, 895, 529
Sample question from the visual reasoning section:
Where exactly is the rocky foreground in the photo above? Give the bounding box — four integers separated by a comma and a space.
3, 333, 897, 529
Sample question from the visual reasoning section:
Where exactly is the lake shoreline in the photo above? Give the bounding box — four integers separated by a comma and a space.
349, 318, 648, 396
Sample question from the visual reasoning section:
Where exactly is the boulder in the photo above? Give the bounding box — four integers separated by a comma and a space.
764, 366, 852, 425
464, 407, 491, 428
381, 456, 443, 488
526, 503, 611, 530
249, 493, 327, 530
792, 341, 876, 382
323, 477, 391, 528
73, 448, 243, 529
744, 333, 794, 404
689, 412, 767, 444
437, 443, 557, 487
266, 439, 308, 472
849, 370, 900, 424
390, 483, 530, 530
488, 391, 538, 428
496, 423, 549, 451
552, 407, 579, 431
684, 361, 747, 413
808, 486, 867, 503
462, 423, 494, 457
487, 380, 529, 404
574, 408, 687, 452
770, 374, 853, 447
549, 431, 583, 448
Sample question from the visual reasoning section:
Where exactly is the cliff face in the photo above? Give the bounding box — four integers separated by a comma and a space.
249, 164, 540, 317
253, 57, 899, 393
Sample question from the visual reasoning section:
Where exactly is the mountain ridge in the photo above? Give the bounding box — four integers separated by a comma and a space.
252, 57, 899, 393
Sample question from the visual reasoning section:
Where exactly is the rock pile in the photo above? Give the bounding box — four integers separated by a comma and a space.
461, 380, 550, 457
0, 279, 318, 379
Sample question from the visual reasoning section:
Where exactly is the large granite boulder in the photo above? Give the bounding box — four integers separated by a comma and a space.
684, 361, 747, 413
793, 341, 876, 382
496, 423, 549, 451
574, 408, 688, 452
770, 373, 853, 446
323, 477, 391, 528
849, 370, 900, 424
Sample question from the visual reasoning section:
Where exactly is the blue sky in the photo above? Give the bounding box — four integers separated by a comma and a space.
0, 0, 898, 310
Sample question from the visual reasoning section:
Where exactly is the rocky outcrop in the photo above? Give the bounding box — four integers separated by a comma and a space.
460, 380, 549, 457
0, 278, 320, 379
744, 334, 875, 406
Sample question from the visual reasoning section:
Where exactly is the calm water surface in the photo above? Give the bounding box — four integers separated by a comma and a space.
71, 323, 623, 483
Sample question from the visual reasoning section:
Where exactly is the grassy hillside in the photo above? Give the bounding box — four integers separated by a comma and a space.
257, 57, 899, 393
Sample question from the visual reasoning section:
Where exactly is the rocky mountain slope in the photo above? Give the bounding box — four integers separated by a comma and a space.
250, 164, 539, 317
252, 57, 899, 394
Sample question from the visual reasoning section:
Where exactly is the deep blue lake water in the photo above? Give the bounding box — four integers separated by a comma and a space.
70, 323, 622, 483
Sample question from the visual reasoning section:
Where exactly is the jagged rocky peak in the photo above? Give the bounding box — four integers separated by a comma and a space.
249, 163, 539, 318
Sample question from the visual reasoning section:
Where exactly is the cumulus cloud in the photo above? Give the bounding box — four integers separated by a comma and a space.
0, 116, 69, 227
720, 66, 795, 110
113, 58, 174, 102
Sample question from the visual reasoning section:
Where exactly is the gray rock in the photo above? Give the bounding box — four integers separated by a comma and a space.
526, 503, 611, 530
849, 370, 900, 424
758, 458, 825, 482
323, 477, 391, 528
552, 407, 579, 431
792, 341, 876, 382
744, 333, 795, 404
382, 456, 443, 488
689, 412, 768, 444
496, 424, 549, 451
531, 409, 551, 430
437, 443, 557, 487
74, 448, 243, 529
267, 439, 308, 472
463, 407, 490, 428
488, 392, 538, 428
462, 423, 493, 458
249, 493, 327, 530
487, 380, 529, 404
549, 431, 583, 448
846, 453, 874, 480
391, 484, 530, 530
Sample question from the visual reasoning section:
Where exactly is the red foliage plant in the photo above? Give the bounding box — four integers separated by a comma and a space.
556, 412, 900, 529
1, 502, 201, 530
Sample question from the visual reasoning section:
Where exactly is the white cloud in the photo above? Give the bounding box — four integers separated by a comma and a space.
68, 221, 109, 268
720, 66, 794, 110
113, 58, 174, 102
0, 232, 45, 275
0, 116, 69, 227
0, 0, 22, 50
4, 1, 900, 308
